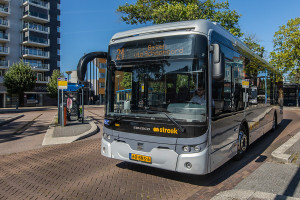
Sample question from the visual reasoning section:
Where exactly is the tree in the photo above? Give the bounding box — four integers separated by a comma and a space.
243, 34, 266, 58
47, 69, 64, 98
117, 0, 243, 37
4, 61, 35, 109
120, 72, 132, 89
270, 17, 300, 76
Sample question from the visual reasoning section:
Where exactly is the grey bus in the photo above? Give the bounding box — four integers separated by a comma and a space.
85, 20, 283, 175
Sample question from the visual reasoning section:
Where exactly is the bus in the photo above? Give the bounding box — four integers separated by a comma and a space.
80, 20, 283, 175
283, 83, 298, 106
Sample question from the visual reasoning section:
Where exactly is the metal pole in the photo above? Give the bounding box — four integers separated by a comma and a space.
265, 70, 267, 105
89, 62, 91, 106
96, 63, 98, 104
58, 89, 60, 124
82, 88, 84, 123
61, 89, 64, 127
93, 59, 95, 105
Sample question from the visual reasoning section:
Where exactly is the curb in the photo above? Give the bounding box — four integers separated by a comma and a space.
0, 114, 24, 127
0, 107, 57, 114
271, 131, 300, 163
211, 189, 300, 200
42, 120, 99, 146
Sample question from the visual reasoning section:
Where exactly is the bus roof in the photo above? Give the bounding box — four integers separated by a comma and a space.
110, 19, 280, 75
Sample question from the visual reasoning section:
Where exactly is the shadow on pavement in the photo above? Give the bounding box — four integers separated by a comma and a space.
116, 119, 292, 187
0, 120, 48, 143
282, 166, 300, 197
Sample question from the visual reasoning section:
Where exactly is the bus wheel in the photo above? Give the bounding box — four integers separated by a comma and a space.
272, 113, 277, 131
235, 126, 248, 160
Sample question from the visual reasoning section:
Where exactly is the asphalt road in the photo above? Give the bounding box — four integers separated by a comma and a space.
0, 107, 299, 199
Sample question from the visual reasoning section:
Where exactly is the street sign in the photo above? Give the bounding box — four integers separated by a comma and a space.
242, 79, 249, 88
57, 77, 68, 89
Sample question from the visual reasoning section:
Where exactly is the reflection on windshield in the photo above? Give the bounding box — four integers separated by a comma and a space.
107, 59, 207, 122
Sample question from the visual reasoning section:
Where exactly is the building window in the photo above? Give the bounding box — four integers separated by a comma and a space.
57, 15, 60, 21
99, 82, 105, 88
57, 61, 60, 67
57, 3, 60, 10
57, 50, 60, 55
57, 26, 60, 32
100, 63, 107, 68
100, 73, 105, 78
36, 72, 43, 81
57, 38, 60, 44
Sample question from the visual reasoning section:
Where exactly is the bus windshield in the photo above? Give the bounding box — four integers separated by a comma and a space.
106, 58, 207, 122
106, 35, 208, 123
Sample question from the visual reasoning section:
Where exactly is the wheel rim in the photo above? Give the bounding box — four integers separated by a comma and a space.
238, 131, 247, 153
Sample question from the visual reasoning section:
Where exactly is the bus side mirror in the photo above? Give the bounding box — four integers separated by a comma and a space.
210, 44, 225, 80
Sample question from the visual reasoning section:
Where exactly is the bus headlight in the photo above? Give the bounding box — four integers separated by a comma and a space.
183, 146, 190, 152
103, 133, 111, 141
194, 145, 201, 152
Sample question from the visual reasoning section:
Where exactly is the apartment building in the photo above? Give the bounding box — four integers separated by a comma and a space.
0, 0, 60, 108
97, 58, 106, 104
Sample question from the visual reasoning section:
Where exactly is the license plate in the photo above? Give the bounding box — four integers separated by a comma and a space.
129, 153, 152, 163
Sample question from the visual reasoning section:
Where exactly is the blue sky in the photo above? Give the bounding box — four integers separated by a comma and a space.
61, 0, 300, 73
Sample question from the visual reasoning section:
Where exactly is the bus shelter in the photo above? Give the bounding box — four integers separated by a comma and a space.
58, 83, 85, 126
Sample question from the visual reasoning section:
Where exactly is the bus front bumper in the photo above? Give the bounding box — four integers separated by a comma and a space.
101, 138, 209, 175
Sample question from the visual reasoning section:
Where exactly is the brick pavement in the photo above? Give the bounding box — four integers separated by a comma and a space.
0, 107, 299, 200
0, 138, 202, 200
0, 110, 56, 155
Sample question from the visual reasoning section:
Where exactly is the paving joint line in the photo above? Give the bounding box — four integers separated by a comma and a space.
0, 114, 24, 127
13, 113, 43, 135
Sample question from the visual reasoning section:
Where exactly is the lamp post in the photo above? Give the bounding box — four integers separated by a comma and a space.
65, 71, 72, 83
116, 75, 120, 112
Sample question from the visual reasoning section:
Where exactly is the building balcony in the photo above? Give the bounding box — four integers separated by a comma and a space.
0, 18, 9, 30
22, 49, 49, 59
36, 76, 49, 84
0, 6, 9, 17
30, 63, 49, 71
22, 36, 49, 47
23, 0, 49, 10
0, 32, 9, 43
0, 0, 10, 5
23, 22, 49, 34
23, 10, 49, 24
0, 60, 8, 69
0, 46, 8, 55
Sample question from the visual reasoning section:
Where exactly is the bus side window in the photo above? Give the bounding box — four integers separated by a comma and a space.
212, 44, 234, 115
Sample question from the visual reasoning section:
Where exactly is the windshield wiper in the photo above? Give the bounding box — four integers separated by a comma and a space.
145, 109, 186, 133
108, 115, 124, 126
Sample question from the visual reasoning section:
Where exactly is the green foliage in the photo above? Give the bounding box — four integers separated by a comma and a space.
4, 61, 35, 95
47, 69, 64, 98
270, 17, 300, 76
120, 72, 132, 89
243, 34, 265, 58
117, 0, 243, 37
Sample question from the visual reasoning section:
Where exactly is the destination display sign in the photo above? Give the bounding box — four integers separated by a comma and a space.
109, 36, 193, 61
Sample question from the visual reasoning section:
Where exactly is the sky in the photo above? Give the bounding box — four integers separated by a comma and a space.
60, 0, 300, 73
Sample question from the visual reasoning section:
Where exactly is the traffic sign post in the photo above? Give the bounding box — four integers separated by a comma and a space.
242, 79, 249, 117
57, 77, 68, 127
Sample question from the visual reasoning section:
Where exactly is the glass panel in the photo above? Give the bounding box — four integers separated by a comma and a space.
110, 35, 194, 61
107, 59, 207, 122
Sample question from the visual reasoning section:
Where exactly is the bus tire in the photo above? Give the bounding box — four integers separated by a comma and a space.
272, 112, 277, 131
234, 126, 248, 160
